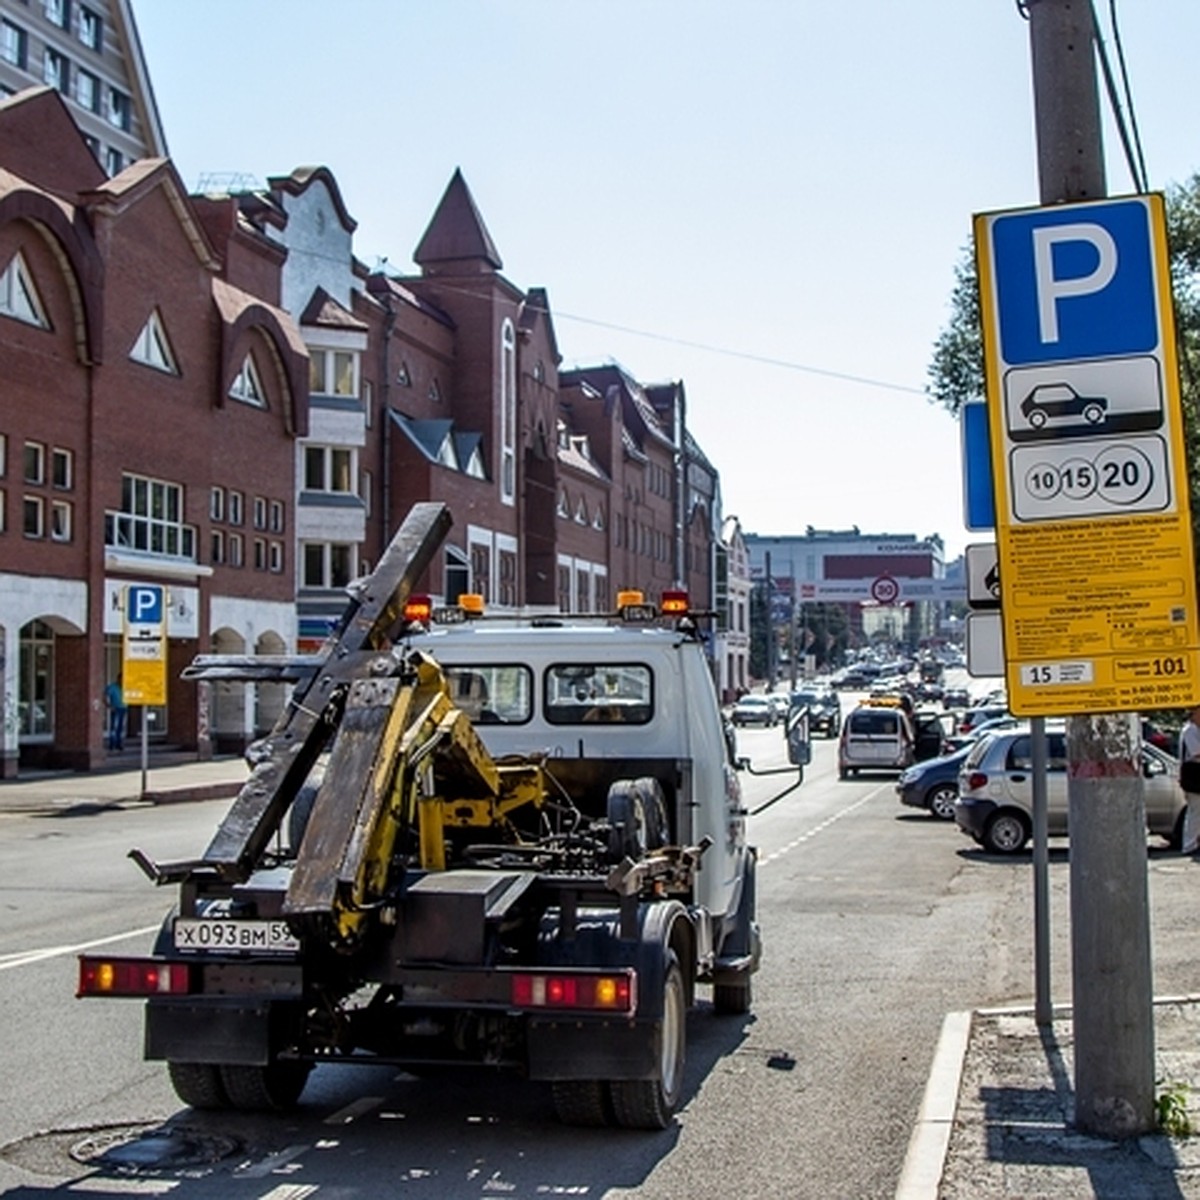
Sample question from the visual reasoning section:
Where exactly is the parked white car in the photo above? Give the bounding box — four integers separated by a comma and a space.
954, 728, 1185, 854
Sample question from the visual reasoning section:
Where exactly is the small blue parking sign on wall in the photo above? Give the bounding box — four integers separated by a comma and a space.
990, 200, 1158, 364
128, 584, 164, 627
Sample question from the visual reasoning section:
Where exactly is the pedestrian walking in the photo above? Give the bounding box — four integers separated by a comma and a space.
105, 677, 127, 752
1178, 705, 1200, 854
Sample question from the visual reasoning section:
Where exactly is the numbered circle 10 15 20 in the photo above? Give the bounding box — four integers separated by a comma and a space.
1014, 439, 1168, 520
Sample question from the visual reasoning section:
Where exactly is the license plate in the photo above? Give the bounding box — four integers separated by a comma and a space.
173, 917, 300, 955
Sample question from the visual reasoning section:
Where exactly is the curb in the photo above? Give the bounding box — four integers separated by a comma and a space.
894, 1009, 973, 1200
142, 782, 243, 806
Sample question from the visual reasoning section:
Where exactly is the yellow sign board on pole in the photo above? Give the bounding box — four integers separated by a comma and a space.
121, 584, 167, 706
974, 194, 1200, 715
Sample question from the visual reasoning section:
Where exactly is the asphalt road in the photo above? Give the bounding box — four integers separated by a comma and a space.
0, 695, 1132, 1199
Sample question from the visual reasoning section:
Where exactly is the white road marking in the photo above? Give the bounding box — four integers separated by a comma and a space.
324, 1095, 384, 1125
68, 1176, 179, 1194
756, 789, 883, 867
0, 924, 160, 972
233, 1146, 312, 1180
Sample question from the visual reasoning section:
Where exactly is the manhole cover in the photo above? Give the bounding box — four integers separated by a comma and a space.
71, 1124, 242, 1171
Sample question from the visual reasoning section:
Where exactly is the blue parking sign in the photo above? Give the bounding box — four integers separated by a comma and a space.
127, 584, 164, 626
991, 200, 1158, 365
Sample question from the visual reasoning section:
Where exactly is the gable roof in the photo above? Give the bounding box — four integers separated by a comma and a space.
80, 156, 220, 271
300, 285, 369, 332
0, 87, 107, 196
413, 169, 502, 272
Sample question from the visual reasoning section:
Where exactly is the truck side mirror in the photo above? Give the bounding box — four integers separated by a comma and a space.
785, 708, 812, 767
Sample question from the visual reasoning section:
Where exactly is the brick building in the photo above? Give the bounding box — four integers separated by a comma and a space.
0, 87, 306, 773
0, 88, 725, 774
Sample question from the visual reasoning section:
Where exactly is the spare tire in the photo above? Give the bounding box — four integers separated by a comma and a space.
606, 777, 670, 863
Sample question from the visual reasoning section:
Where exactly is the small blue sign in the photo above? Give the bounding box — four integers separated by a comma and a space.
127, 584, 164, 625
961, 400, 995, 531
991, 200, 1158, 365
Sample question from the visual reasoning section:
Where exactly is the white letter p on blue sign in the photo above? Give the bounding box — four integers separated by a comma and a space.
1032, 222, 1117, 344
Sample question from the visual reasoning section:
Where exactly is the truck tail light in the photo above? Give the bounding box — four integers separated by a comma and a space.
966, 772, 989, 791
510, 970, 636, 1014
77, 956, 191, 998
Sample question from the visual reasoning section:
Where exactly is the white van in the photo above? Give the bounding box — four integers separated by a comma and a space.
837, 702, 944, 779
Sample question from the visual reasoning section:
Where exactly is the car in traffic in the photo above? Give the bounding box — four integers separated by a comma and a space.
944, 713, 1020, 753
954, 727, 1185, 854
838, 698, 944, 779
897, 743, 974, 820
1019, 382, 1107, 429
731, 694, 776, 727
942, 687, 970, 711
765, 692, 790, 724
956, 704, 1010, 737
789, 686, 841, 737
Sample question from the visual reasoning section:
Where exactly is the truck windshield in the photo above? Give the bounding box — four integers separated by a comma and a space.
443, 665, 533, 724
543, 663, 653, 725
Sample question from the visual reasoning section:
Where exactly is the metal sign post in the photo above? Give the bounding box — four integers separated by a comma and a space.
121, 584, 167, 798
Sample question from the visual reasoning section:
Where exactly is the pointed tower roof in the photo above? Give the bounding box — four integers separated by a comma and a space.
413, 169, 502, 274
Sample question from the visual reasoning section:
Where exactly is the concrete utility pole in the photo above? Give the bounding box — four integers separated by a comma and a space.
1027, 0, 1156, 1139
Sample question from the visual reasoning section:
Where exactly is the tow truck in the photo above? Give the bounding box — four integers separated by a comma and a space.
78, 503, 783, 1129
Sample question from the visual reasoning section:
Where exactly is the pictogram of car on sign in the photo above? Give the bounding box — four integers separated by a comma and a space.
1019, 382, 1108, 430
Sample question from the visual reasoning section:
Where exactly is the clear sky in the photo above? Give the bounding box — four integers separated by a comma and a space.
131, 1, 1200, 563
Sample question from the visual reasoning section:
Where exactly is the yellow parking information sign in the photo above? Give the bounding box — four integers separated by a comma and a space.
974, 193, 1200, 716
122, 584, 167, 706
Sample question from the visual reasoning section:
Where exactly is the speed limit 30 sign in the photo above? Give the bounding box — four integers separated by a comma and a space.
974, 194, 1200, 715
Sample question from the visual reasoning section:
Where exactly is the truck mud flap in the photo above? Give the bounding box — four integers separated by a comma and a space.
145, 998, 299, 1066
525, 1016, 659, 1081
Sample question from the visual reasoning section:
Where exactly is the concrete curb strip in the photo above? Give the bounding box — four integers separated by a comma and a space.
895, 1009, 973, 1200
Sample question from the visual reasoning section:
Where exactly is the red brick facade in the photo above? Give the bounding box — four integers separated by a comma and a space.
0, 90, 721, 775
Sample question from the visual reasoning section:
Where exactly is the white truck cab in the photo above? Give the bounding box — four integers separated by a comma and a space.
404, 611, 748, 924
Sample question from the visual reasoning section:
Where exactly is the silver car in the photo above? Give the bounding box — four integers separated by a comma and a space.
954, 727, 1185, 854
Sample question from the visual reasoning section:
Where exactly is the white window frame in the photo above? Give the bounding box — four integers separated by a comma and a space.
210, 486, 225, 522
75, 67, 97, 110
303, 445, 356, 494
228, 490, 243, 526
1, 252, 49, 328
43, 47, 68, 93
1, 20, 26, 68
308, 347, 359, 398
23, 441, 45, 485
50, 499, 71, 542
23, 495, 44, 538
51, 447, 72, 489
130, 310, 178, 374
229, 353, 265, 406
500, 319, 516, 506
77, 4, 100, 49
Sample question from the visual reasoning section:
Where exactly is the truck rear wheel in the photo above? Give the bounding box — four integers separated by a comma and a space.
551, 1080, 613, 1127
167, 1061, 228, 1110
219, 1061, 312, 1111
609, 953, 686, 1129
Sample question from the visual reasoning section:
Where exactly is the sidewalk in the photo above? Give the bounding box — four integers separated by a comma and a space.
0, 754, 249, 814
900, 998, 1200, 1198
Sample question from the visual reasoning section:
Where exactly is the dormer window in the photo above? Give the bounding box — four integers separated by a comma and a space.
229, 354, 265, 407
0, 252, 49, 328
130, 310, 178, 375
